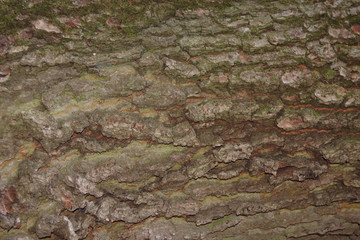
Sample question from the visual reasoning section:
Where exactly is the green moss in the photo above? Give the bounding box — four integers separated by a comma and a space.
307, 107, 321, 117
294, 55, 312, 66
97, 179, 142, 191
29, 1, 70, 18
198, 99, 211, 106
273, 15, 303, 26
0, 0, 99, 35
203, 214, 239, 231
309, 182, 338, 193
121, 26, 141, 37
225, 234, 286, 240
6, 97, 42, 116
307, 21, 328, 41
166, 0, 233, 11
0, 0, 28, 35
329, 164, 356, 173
193, 147, 212, 160
348, 14, 360, 26
0, 231, 37, 240
257, 103, 272, 112
282, 108, 300, 116
0, 0, 233, 37
321, 68, 337, 81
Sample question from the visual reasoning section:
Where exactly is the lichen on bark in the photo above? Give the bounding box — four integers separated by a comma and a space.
1, 0, 360, 239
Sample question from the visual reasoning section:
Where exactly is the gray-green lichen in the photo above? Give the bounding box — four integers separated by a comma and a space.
1, 0, 360, 239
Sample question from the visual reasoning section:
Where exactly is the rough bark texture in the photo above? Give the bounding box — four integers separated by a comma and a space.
1, 0, 360, 239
